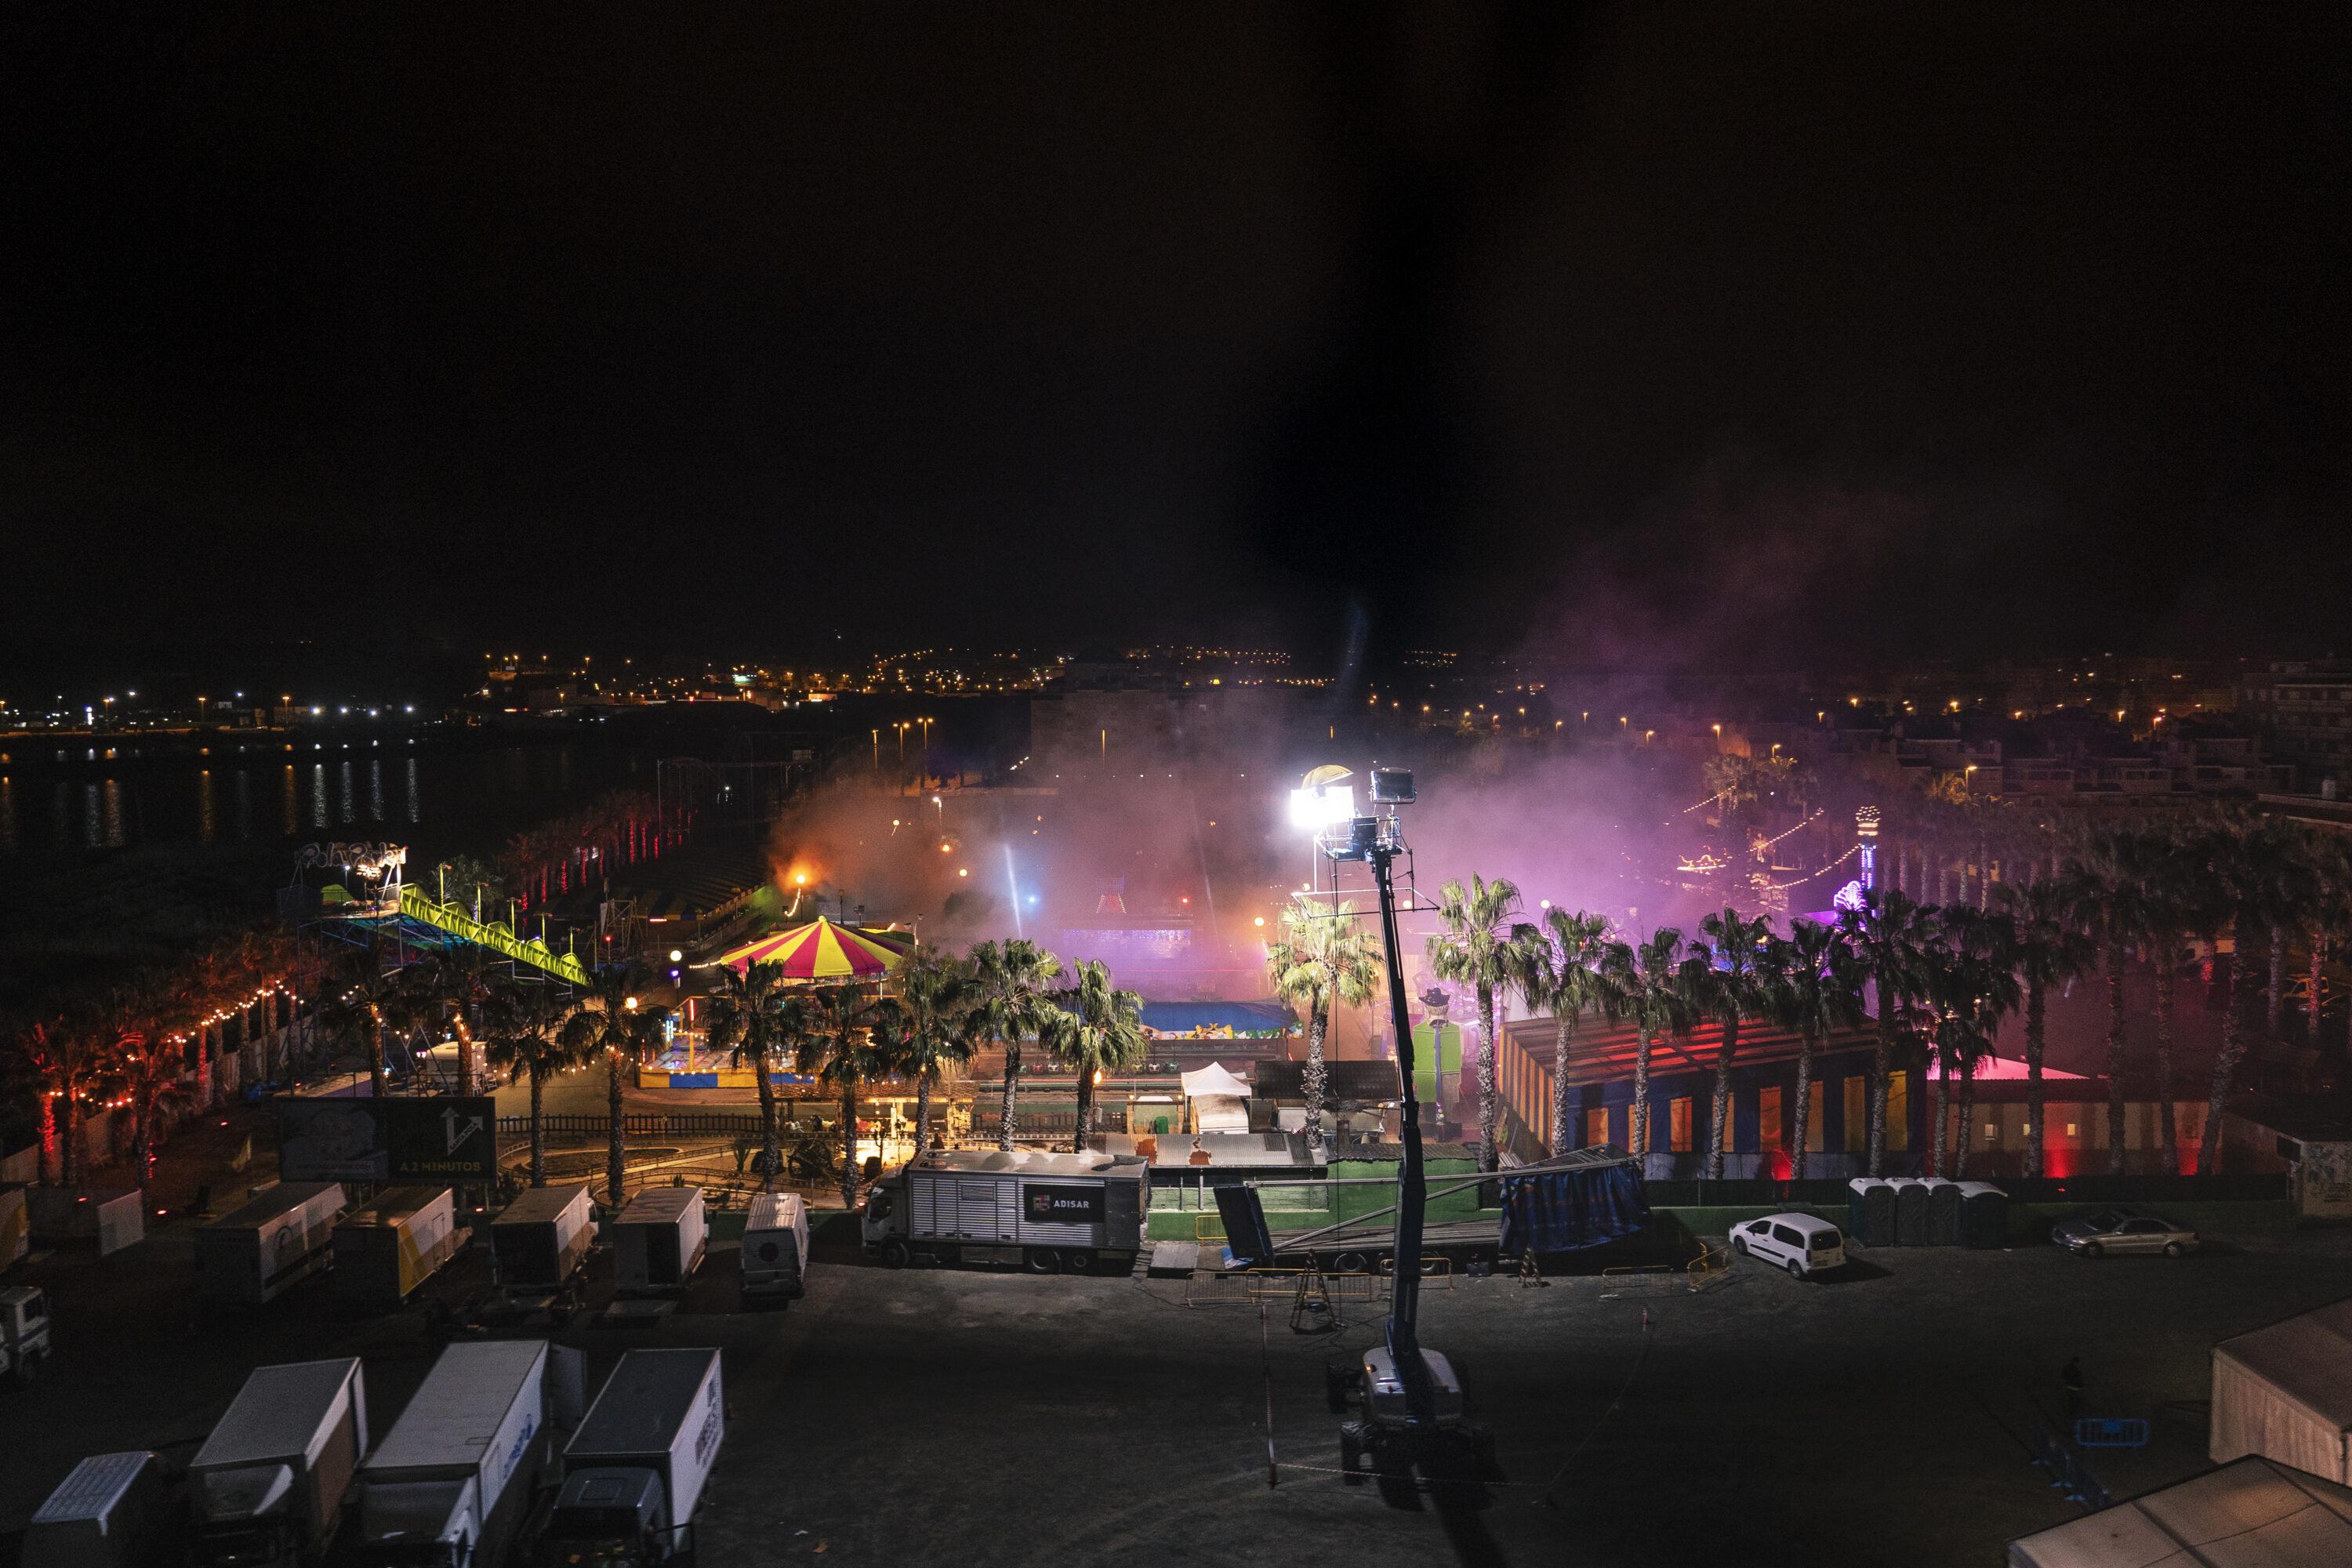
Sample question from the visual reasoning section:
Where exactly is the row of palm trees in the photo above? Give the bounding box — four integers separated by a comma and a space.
1415, 804, 2348, 1181
697, 940, 1150, 1210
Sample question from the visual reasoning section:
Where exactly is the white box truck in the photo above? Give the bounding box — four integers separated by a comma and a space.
189, 1357, 369, 1566
361, 1339, 548, 1568
546, 1348, 724, 1566
21, 1451, 172, 1568
860, 1149, 1148, 1274
489, 1185, 593, 1294
2, 1283, 52, 1382
334, 1187, 463, 1309
197, 1183, 347, 1305
739, 1192, 810, 1302
612, 1188, 706, 1295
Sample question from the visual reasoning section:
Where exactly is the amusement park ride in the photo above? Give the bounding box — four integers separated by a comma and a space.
290, 840, 590, 986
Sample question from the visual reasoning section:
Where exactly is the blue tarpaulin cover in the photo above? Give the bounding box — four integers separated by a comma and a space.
1139, 999, 1294, 1035
1214, 1185, 1278, 1269
1499, 1159, 1652, 1254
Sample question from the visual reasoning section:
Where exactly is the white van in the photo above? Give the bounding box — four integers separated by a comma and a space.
1731, 1213, 1846, 1277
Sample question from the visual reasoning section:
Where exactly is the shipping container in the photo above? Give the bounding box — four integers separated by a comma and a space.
612, 1188, 706, 1295
361, 1339, 548, 1568
189, 1357, 369, 1566
21, 1451, 171, 1568
489, 1184, 593, 1294
739, 1192, 810, 1301
333, 1187, 463, 1308
196, 1184, 347, 1305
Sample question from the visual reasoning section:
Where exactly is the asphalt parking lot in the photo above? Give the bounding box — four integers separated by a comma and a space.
8, 1211, 2352, 1566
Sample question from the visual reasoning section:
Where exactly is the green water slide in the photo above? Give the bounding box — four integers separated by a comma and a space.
397, 884, 591, 985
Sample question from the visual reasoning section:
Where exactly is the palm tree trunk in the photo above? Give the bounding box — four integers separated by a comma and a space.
1631, 1026, 1653, 1160
2103, 937, 2128, 1175
1475, 982, 1500, 1173
38, 1094, 57, 1185
63, 1088, 82, 1187
132, 1100, 151, 1192
1955, 1056, 1977, 1179
2024, 980, 2047, 1178
2310, 935, 2328, 1048
914, 1073, 935, 1155
1868, 975, 1895, 1178
1302, 1001, 1330, 1148
606, 1049, 628, 1207
2268, 923, 2286, 1040
1551, 1014, 1575, 1158
1931, 1052, 1949, 1178
841, 1080, 861, 1210
1791, 1029, 1816, 1180
2198, 947, 2245, 1177
2154, 953, 2180, 1174
753, 1050, 779, 1191
999, 1042, 1022, 1152
369, 1013, 387, 1098
1706, 1020, 1738, 1181
1073, 1066, 1094, 1156
528, 1068, 546, 1187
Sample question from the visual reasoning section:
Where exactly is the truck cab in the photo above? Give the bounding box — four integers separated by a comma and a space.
363, 1476, 482, 1566
1, 1285, 52, 1381
543, 1469, 677, 1566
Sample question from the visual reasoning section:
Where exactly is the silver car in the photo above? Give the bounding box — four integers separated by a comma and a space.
2052, 1206, 2199, 1258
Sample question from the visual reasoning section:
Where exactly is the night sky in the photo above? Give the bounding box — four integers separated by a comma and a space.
5, 3, 2347, 673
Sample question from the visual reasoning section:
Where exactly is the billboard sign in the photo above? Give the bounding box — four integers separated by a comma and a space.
278, 1096, 499, 1184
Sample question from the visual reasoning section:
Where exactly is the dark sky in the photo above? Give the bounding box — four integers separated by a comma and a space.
5, 3, 2347, 674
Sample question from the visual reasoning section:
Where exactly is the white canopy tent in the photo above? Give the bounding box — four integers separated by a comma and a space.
1180, 1062, 1253, 1134
2211, 1297, 2352, 1482
2007, 1456, 2352, 1567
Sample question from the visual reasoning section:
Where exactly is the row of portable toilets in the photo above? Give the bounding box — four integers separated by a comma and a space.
1846, 1177, 2009, 1248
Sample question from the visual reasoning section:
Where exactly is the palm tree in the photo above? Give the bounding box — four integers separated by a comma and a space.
889, 946, 978, 1152
1695, 908, 1773, 1180
1048, 959, 1149, 1153
14, 1020, 110, 1185
964, 938, 1064, 1151
706, 960, 811, 1190
405, 948, 493, 1095
1992, 877, 2096, 1178
1508, 909, 1621, 1158
1925, 906, 2023, 1178
1610, 930, 1689, 1165
317, 953, 412, 1098
481, 981, 583, 1188
1763, 920, 1864, 1179
2304, 834, 2352, 1051
1425, 874, 1524, 1173
804, 985, 903, 1210
2195, 811, 2293, 1176
1838, 888, 1938, 1176
561, 965, 670, 1208
2073, 826, 2166, 1174
1267, 895, 1382, 1146
118, 1036, 194, 1192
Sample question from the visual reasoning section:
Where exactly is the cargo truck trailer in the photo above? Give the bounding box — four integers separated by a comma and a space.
860, 1149, 1147, 1274
360, 1338, 548, 1568
189, 1357, 369, 1566
334, 1187, 463, 1310
543, 1348, 724, 1566
197, 1183, 347, 1305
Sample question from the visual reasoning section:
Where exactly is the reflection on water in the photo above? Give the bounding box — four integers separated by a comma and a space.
2, 741, 650, 855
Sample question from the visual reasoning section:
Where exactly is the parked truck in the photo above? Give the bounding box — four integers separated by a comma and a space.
859, 1149, 1148, 1274
612, 1188, 706, 1296
334, 1187, 463, 1310
360, 1339, 548, 1568
543, 1348, 724, 1566
197, 1183, 347, 1305
2, 1283, 53, 1382
20, 1451, 173, 1568
490, 1185, 593, 1294
188, 1357, 369, 1566
739, 1192, 809, 1303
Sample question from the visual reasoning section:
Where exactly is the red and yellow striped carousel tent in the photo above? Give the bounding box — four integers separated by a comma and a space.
717, 916, 913, 979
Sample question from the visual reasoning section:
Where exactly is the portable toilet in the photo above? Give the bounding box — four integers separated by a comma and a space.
1846, 1178, 1896, 1247
1923, 1178, 1962, 1245
1889, 1178, 1930, 1246
1954, 1182, 2009, 1249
